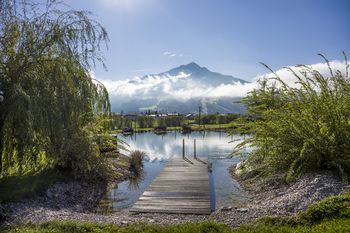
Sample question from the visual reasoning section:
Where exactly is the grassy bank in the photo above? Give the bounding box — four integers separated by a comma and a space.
3, 191, 350, 232
0, 169, 71, 203
3, 218, 349, 233
0, 153, 131, 204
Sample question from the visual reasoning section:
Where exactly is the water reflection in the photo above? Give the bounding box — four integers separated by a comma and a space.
128, 171, 145, 190
102, 131, 248, 212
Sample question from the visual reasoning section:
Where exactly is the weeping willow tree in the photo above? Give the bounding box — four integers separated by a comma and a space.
0, 0, 113, 177
233, 54, 350, 182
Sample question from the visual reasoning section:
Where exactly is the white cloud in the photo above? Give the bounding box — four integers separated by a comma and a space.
100, 71, 255, 102
255, 60, 347, 87
97, 60, 348, 108
163, 51, 184, 58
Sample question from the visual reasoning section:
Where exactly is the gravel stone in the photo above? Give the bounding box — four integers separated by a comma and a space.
2, 169, 348, 228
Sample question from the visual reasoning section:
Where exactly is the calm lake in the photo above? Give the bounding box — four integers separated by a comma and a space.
100, 131, 249, 212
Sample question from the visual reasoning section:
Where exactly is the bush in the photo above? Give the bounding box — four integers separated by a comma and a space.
129, 151, 145, 175
297, 191, 350, 224
255, 190, 350, 229
182, 124, 192, 133
233, 54, 350, 182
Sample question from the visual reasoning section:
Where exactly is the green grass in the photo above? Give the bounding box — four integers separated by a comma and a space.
3, 219, 350, 233
0, 168, 70, 203
191, 122, 235, 130
166, 126, 182, 131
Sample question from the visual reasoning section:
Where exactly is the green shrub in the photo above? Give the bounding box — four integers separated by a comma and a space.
298, 191, 350, 224
233, 54, 350, 182
254, 190, 350, 228
181, 124, 192, 133
129, 150, 145, 175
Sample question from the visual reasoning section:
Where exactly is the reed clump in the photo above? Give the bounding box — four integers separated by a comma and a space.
129, 150, 145, 175
233, 53, 350, 182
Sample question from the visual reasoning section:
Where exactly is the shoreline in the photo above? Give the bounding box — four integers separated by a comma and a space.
114, 125, 235, 134
2, 161, 348, 228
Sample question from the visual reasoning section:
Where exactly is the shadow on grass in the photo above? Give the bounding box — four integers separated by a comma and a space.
0, 168, 71, 203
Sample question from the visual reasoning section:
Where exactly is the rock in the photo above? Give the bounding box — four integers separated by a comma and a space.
1, 171, 346, 229
0, 204, 6, 223
235, 160, 248, 176
46, 189, 54, 199
220, 206, 233, 211
149, 219, 155, 223
237, 208, 249, 213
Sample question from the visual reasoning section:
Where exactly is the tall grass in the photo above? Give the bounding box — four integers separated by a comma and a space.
233, 53, 350, 182
129, 150, 145, 175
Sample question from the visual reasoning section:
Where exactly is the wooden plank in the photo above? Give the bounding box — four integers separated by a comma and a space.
142, 191, 210, 197
130, 157, 211, 215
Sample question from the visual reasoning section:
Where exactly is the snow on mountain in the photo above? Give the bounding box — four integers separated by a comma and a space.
99, 60, 347, 114
103, 62, 253, 113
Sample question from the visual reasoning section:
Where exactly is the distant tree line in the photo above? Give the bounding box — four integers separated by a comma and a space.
198, 113, 240, 125
111, 113, 241, 130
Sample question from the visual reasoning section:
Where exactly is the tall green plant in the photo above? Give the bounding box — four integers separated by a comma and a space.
0, 0, 112, 177
232, 54, 350, 182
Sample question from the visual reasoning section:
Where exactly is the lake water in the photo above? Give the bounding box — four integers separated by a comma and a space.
99, 131, 249, 212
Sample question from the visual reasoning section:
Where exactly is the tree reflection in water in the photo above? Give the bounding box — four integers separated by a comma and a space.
128, 170, 145, 190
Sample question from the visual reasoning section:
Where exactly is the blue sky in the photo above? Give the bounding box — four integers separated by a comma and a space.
67, 0, 350, 81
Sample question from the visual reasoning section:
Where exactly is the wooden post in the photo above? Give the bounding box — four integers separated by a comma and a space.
198, 105, 202, 128
182, 138, 185, 159
194, 139, 196, 159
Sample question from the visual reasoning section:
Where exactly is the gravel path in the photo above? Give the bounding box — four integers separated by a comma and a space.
1, 167, 348, 227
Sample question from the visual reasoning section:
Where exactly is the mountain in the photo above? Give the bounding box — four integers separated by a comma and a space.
159, 62, 247, 86
105, 62, 250, 114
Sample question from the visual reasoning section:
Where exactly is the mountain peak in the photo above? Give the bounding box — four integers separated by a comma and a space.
183, 62, 201, 69
167, 62, 208, 76
142, 62, 249, 85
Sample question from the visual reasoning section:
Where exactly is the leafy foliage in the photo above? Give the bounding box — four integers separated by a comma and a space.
232, 54, 350, 182
0, 0, 112, 178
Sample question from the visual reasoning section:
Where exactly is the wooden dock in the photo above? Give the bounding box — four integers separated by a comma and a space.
130, 157, 211, 215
